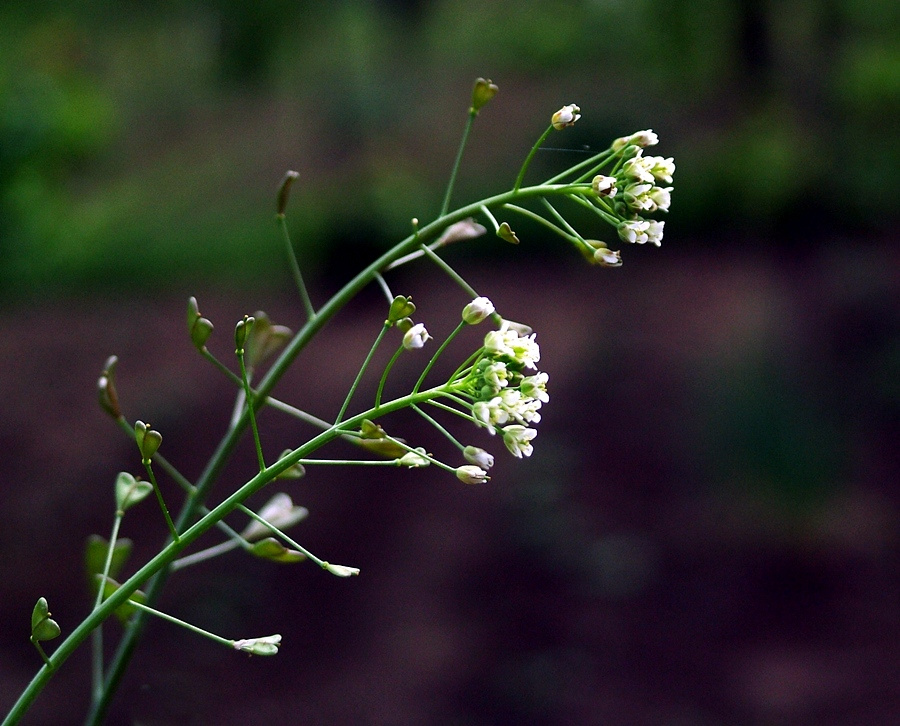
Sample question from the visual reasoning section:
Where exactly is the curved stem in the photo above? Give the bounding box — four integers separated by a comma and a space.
514, 125, 554, 191
278, 214, 315, 322
336, 322, 390, 423
440, 109, 477, 216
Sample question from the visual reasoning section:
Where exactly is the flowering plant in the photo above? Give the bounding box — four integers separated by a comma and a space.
3, 81, 674, 725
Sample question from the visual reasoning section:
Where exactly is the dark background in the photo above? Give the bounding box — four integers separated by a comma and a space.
1, 1, 897, 724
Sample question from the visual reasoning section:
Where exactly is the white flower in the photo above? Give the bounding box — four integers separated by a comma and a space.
402, 323, 431, 350
594, 247, 623, 267
399, 447, 430, 467
456, 465, 490, 485
483, 326, 517, 359
473, 397, 510, 433
623, 182, 656, 213
618, 219, 650, 245
551, 103, 581, 130
592, 175, 617, 197
464, 446, 495, 470
483, 360, 511, 390
502, 425, 538, 458
462, 296, 495, 325
324, 562, 360, 577
646, 220, 665, 246
623, 156, 655, 183
233, 634, 282, 656
508, 331, 540, 370
646, 156, 675, 184
241, 493, 308, 542
649, 186, 673, 212
612, 129, 659, 152
521, 372, 549, 403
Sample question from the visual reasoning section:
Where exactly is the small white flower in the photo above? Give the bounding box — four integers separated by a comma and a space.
649, 186, 673, 212
521, 372, 550, 403
474, 396, 511, 433
646, 156, 675, 184
623, 182, 656, 213
464, 445, 495, 470
402, 323, 431, 350
509, 332, 541, 370
456, 464, 490, 485
591, 175, 617, 197
233, 634, 282, 656
646, 220, 665, 246
502, 425, 538, 458
241, 493, 308, 542
623, 156, 656, 184
594, 247, 623, 267
324, 562, 360, 577
483, 360, 511, 390
483, 326, 517, 359
462, 296, 495, 325
399, 447, 430, 467
618, 219, 650, 245
612, 129, 659, 152
551, 103, 581, 130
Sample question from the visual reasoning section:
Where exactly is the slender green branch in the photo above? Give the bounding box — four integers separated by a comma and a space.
278, 214, 315, 322
514, 125, 554, 191
336, 322, 390, 423
544, 148, 615, 185
237, 348, 266, 472
440, 109, 477, 216
374, 345, 404, 409
412, 404, 464, 451
413, 320, 466, 394
90, 513, 123, 704
418, 244, 479, 299
142, 461, 179, 543
502, 203, 578, 241
126, 599, 233, 649
540, 198, 582, 240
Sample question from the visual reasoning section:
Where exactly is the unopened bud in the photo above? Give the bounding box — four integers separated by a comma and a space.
402, 323, 431, 350
323, 562, 360, 577
187, 297, 214, 351
464, 446, 494, 470
276, 171, 299, 216
456, 465, 489, 485
551, 104, 581, 130
234, 315, 254, 353
462, 297, 495, 325
471, 77, 499, 113
97, 355, 122, 418
233, 634, 282, 656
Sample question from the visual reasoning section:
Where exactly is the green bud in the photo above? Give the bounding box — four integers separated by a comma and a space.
31, 597, 61, 642
388, 295, 416, 324
114, 472, 153, 512
249, 538, 306, 563
276, 170, 299, 216
134, 421, 162, 461
187, 297, 214, 351
234, 315, 255, 353
471, 77, 498, 113
497, 222, 520, 244
244, 312, 292, 369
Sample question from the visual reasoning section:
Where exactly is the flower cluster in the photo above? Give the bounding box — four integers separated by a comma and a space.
458, 319, 549, 459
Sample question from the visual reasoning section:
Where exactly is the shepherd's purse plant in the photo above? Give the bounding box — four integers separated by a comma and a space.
3, 78, 675, 725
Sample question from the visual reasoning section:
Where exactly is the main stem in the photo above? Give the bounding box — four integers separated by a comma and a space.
4, 182, 580, 726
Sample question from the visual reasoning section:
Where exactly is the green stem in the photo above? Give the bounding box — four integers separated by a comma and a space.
375, 345, 404, 409
238, 350, 266, 472
544, 148, 615, 185
336, 322, 390, 423
411, 404, 463, 451
540, 198, 582, 240
440, 109, 477, 216
126, 600, 233, 649
418, 244, 479, 298
413, 320, 466, 394
143, 460, 179, 543
514, 125, 554, 191
278, 214, 315, 322
90, 512, 124, 704
502, 203, 578, 242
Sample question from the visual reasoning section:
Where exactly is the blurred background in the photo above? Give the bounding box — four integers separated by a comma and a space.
0, 0, 897, 724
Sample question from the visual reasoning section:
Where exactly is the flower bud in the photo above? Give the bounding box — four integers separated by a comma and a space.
435, 218, 487, 247
496, 221, 519, 244
249, 538, 306, 563
323, 562, 360, 577
456, 465, 489, 485
97, 355, 122, 419
276, 170, 299, 216
187, 297, 214, 351
134, 421, 162, 461
593, 247, 623, 267
551, 104, 581, 130
388, 295, 416, 324
31, 597, 61, 642
234, 315, 255, 353
402, 323, 431, 350
591, 175, 617, 197
471, 77, 499, 112
462, 296, 495, 325
233, 634, 282, 656
464, 446, 494, 470
399, 447, 430, 467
